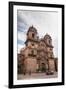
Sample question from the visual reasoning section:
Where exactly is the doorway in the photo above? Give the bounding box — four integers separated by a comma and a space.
41, 63, 46, 72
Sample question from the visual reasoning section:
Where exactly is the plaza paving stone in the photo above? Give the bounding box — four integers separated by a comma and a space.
17, 72, 58, 80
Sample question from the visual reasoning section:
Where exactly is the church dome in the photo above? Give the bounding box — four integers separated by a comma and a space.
44, 33, 52, 40
27, 25, 37, 35
44, 33, 53, 47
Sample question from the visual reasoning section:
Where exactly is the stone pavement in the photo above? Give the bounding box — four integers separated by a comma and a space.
17, 72, 58, 80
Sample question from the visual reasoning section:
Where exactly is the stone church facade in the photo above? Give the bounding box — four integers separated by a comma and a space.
18, 26, 58, 74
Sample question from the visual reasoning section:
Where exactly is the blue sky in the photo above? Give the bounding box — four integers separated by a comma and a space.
17, 10, 58, 57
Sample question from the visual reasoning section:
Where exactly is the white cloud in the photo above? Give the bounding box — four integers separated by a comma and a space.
17, 44, 25, 53
18, 31, 26, 42
17, 10, 58, 57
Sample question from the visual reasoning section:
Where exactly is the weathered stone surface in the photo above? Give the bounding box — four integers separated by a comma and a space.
17, 26, 58, 74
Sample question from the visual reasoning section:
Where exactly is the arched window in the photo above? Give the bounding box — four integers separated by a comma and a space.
32, 33, 35, 38
32, 43, 34, 46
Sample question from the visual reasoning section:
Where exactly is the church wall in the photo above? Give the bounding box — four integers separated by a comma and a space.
47, 47, 53, 53
48, 59, 55, 72
18, 26, 58, 74
24, 57, 37, 73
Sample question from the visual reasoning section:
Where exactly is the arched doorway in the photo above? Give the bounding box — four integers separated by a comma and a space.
41, 63, 46, 72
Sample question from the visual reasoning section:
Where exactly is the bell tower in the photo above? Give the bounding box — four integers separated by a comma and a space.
24, 26, 39, 73
44, 34, 54, 58
27, 26, 37, 40
25, 25, 39, 49
44, 34, 55, 72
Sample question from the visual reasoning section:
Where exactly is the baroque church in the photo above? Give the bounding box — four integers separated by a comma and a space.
18, 26, 58, 74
